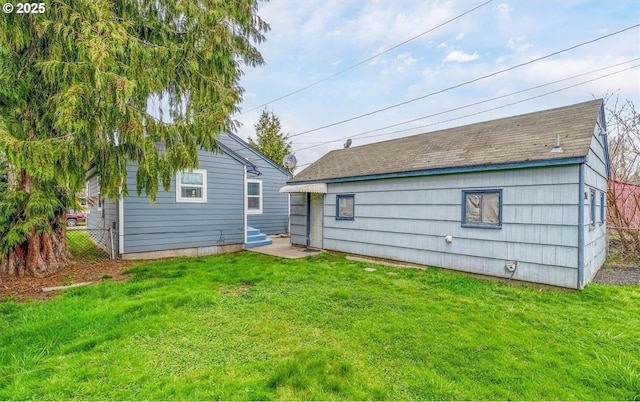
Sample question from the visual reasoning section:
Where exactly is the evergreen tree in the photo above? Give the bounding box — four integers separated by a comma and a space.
0, 1, 268, 277
248, 110, 293, 173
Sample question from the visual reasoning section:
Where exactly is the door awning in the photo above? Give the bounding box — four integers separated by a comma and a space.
279, 183, 327, 193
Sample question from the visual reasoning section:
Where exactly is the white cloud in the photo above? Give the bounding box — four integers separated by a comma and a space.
496, 3, 512, 16
438, 42, 448, 49
507, 37, 533, 52
456, 32, 464, 41
396, 53, 416, 66
443, 50, 479, 63
331, 60, 342, 67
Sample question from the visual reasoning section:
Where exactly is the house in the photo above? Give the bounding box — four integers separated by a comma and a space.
281, 100, 609, 289
86, 132, 291, 260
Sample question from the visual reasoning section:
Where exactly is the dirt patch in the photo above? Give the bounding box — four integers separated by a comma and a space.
593, 264, 640, 286
0, 259, 135, 302
219, 283, 253, 296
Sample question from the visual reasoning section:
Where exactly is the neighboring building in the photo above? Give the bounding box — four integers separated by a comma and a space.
281, 100, 609, 289
608, 180, 640, 228
87, 132, 291, 260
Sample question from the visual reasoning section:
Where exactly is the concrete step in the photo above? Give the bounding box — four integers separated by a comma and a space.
245, 227, 272, 248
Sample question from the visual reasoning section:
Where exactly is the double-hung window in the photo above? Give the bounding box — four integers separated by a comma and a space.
247, 179, 262, 214
176, 169, 207, 203
600, 191, 605, 225
336, 194, 355, 220
462, 189, 502, 228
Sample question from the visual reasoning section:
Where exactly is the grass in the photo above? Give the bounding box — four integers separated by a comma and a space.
1, 252, 639, 400
66, 230, 108, 260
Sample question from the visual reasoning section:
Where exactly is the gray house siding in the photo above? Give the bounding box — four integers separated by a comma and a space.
582, 113, 609, 286
290, 193, 307, 246
121, 149, 245, 255
322, 165, 582, 288
217, 133, 291, 235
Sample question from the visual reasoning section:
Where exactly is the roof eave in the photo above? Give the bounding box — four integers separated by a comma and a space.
288, 156, 587, 185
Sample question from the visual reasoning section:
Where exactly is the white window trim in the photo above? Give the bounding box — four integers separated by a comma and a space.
247, 179, 263, 214
176, 169, 207, 203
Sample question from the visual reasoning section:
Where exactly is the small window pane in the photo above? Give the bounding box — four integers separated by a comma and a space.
248, 196, 260, 210
481, 193, 500, 224
181, 172, 203, 185
338, 196, 354, 218
248, 182, 260, 196
466, 194, 481, 223
181, 187, 202, 198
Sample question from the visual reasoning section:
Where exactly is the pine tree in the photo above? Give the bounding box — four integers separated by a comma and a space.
0, 1, 268, 277
248, 110, 294, 173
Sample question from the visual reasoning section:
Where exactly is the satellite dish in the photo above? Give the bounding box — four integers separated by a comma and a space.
344, 138, 352, 148
283, 154, 297, 169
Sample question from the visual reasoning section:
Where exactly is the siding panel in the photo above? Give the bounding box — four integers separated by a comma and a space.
322, 164, 581, 288
218, 134, 291, 235
122, 150, 245, 254
582, 119, 609, 285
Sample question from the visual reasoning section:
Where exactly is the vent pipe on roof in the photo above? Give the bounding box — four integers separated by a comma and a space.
550, 135, 563, 153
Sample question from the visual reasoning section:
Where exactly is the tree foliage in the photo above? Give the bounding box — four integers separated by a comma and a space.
248, 110, 293, 173
0, 0, 269, 276
605, 94, 640, 257
606, 95, 640, 184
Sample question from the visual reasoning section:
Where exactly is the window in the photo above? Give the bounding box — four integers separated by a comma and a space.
176, 169, 207, 203
589, 188, 596, 228
600, 191, 605, 225
462, 190, 502, 228
247, 179, 262, 214
336, 194, 354, 220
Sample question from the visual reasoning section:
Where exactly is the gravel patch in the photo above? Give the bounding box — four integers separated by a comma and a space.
593, 264, 640, 286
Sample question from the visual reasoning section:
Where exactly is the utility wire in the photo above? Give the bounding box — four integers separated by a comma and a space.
237, 0, 494, 115
357, 65, 639, 140
293, 64, 639, 154
289, 23, 640, 138
294, 58, 640, 150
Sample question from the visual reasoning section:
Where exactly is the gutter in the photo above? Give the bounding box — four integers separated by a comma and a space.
289, 156, 587, 185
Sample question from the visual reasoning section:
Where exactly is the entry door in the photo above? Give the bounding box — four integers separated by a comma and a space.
309, 193, 324, 249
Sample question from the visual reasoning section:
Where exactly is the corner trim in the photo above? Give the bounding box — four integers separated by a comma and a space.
578, 163, 585, 289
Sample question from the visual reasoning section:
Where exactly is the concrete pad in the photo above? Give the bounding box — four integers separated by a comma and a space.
247, 236, 322, 259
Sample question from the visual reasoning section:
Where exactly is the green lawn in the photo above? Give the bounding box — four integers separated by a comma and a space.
1, 252, 639, 400
66, 230, 108, 260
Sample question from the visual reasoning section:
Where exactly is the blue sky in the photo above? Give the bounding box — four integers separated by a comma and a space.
233, 0, 640, 171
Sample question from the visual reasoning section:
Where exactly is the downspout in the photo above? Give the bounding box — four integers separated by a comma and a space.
306, 192, 311, 249
287, 194, 291, 235
577, 163, 585, 289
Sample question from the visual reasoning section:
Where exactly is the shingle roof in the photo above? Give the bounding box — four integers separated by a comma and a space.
289, 99, 603, 184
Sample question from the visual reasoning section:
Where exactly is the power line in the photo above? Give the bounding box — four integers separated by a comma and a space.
289, 23, 640, 139
237, 0, 494, 115
357, 65, 639, 141
293, 63, 639, 154
293, 58, 640, 151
